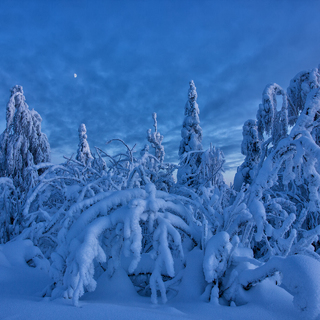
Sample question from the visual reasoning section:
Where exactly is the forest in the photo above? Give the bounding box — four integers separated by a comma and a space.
1, 64, 320, 319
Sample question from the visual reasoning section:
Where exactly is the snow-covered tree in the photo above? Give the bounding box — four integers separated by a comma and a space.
177, 145, 225, 189
0, 85, 50, 183
179, 80, 203, 156
287, 66, 320, 126
46, 183, 201, 305
234, 119, 261, 191
76, 123, 93, 167
234, 65, 320, 261
147, 113, 165, 163
256, 83, 288, 145
197, 66, 320, 308
177, 80, 205, 186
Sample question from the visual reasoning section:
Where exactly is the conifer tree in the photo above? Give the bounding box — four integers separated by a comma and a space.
177, 80, 204, 186
0, 85, 50, 182
76, 123, 93, 166
179, 80, 203, 156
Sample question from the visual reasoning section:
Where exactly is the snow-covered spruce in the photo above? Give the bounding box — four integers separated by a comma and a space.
0, 85, 50, 184
17, 154, 127, 258
177, 80, 203, 186
76, 123, 93, 167
178, 80, 202, 156
177, 81, 225, 188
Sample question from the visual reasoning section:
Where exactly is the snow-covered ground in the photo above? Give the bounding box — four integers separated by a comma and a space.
0, 241, 306, 320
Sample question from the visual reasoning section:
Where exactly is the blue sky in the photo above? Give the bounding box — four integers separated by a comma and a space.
0, 0, 320, 183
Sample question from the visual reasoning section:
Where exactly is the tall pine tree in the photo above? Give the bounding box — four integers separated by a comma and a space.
179, 80, 203, 155
177, 80, 204, 186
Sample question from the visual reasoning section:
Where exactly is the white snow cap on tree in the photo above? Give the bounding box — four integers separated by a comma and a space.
147, 112, 165, 163
179, 80, 203, 156
0, 85, 50, 179
76, 123, 93, 166
256, 83, 288, 145
287, 66, 320, 126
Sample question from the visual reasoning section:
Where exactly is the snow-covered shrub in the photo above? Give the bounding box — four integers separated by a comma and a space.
9, 129, 174, 257
15, 162, 83, 256
202, 231, 233, 303
47, 183, 201, 305
0, 239, 49, 271
102, 137, 175, 192
178, 145, 225, 189
235, 66, 320, 261
202, 231, 260, 306
101, 138, 146, 189
197, 66, 320, 310
0, 177, 19, 243
13, 147, 118, 257
239, 254, 320, 318
198, 90, 320, 305
202, 234, 320, 318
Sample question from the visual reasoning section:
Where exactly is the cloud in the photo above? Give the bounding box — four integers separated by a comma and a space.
0, 0, 320, 184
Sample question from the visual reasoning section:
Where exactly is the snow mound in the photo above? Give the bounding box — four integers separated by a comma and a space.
239, 254, 320, 319
84, 267, 139, 302
0, 239, 49, 271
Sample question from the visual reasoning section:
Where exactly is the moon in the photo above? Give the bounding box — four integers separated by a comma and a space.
74, 73, 77, 78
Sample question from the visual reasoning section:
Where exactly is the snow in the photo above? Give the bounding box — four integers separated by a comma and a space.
203, 231, 232, 283
0, 242, 304, 320
239, 255, 320, 318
